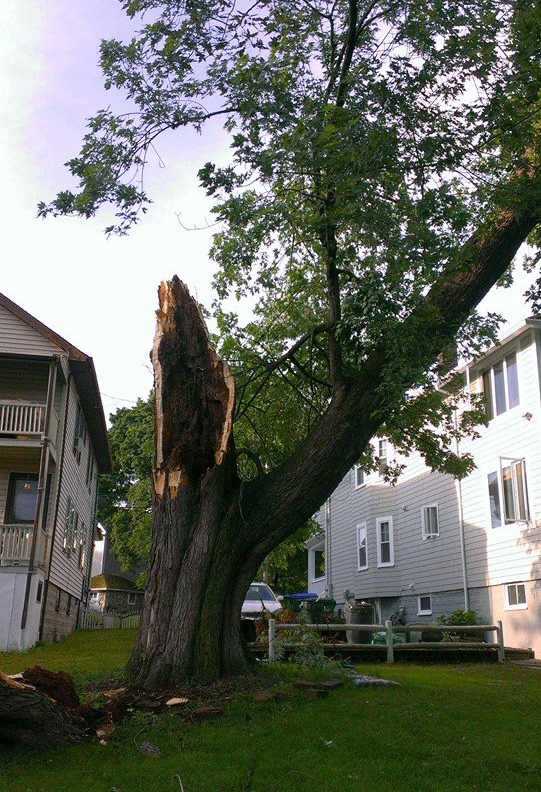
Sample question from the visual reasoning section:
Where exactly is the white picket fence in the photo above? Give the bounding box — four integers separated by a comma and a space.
78, 608, 140, 631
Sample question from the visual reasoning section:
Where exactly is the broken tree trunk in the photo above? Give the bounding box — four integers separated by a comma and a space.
0, 671, 82, 748
127, 277, 254, 687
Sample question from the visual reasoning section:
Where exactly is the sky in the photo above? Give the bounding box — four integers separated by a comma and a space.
1, 0, 536, 421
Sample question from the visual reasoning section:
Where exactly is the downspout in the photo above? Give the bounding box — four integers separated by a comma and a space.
20, 358, 57, 630
39, 367, 72, 640
456, 475, 470, 611
325, 496, 333, 599
456, 367, 470, 611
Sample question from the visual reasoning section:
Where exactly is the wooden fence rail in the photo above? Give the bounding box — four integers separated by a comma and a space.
267, 619, 505, 663
78, 608, 140, 631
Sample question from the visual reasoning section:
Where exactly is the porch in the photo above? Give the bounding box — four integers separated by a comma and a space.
0, 400, 58, 445
0, 524, 47, 567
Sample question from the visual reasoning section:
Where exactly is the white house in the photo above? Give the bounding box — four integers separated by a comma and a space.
309, 318, 541, 656
0, 293, 111, 650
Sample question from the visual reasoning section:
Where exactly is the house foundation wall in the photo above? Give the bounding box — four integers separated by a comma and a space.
41, 582, 79, 644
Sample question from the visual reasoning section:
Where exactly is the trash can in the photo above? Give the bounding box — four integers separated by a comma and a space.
305, 598, 336, 621
346, 601, 375, 644
282, 593, 317, 612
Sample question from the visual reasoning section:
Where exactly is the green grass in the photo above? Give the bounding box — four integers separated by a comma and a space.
0, 628, 137, 689
1, 631, 540, 792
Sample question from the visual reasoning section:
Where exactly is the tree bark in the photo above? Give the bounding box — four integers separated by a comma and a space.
129, 201, 540, 688
128, 278, 256, 686
0, 672, 82, 747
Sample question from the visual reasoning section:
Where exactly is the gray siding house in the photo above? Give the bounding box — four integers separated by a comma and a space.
0, 293, 111, 650
310, 319, 541, 657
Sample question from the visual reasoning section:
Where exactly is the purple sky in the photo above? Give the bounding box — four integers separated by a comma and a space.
1, 0, 534, 418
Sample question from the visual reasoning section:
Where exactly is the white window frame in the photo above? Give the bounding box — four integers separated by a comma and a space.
482, 351, 520, 420
487, 457, 529, 528
356, 522, 368, 571
421, 504, 439, 539
128, 592, 137, 606
504, 582, 527, 611
376, 516, 394, 567
377, 438, 388, 475
354, 465, 365, 489
308, 541, 326, 583
417, 595, 432, 616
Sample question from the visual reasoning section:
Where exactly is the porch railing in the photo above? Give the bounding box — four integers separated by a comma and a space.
0, 401, 46, 436
0, 524, 47, 566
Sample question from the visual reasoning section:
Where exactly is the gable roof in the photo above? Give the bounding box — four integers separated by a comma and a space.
90, 574, 140, 592
0, 292, 112, 473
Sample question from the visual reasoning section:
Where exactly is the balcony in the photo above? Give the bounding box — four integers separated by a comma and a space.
0, 401, 58, 448
0, 524, 47, 567
0, 401, 46, 436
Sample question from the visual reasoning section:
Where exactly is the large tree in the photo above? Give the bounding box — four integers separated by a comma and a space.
100, 393, 313, 591
42, 0, 541, 686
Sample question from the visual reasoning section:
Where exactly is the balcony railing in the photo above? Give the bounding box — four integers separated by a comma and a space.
0, 401, 46, 436
0, 524, 47, 567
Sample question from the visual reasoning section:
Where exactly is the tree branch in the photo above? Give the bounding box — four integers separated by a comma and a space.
242, 192, 541, 552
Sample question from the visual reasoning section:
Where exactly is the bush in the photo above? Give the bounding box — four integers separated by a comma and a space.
438, 609, 477, 626
438, 609, 479, 642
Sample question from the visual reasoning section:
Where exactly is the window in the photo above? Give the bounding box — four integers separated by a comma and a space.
504, 583, 527, 610
314, 548, 325, 579
376, 517, 394, 567
377, 438, 388, 474
54, 587, 61, 612
354, 465, 365, 488
421, 504, 439, 539
72, 403, 87, 463
85, 451, 95, 489
488, 458, 529, 528
36, 581, 43, 603
63, 497, 78, 555
78, 522, 86, 568
418, 595, 432, 615
482, 352, 519, 420
128, 592, 136, 606
5, 473, 38, 524
357, 522, 368, 570
66, 593, 72, 616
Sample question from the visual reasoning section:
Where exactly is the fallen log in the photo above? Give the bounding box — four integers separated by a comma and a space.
0, 670, 83, 748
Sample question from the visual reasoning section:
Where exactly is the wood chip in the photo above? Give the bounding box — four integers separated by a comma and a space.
96, 722, 116, 738
166, 697, 189, 707
102, 688, 127, 698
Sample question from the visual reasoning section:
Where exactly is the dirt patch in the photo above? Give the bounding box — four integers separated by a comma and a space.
22, 666, 80, 709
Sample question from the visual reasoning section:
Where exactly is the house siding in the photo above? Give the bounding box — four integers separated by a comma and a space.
317, 321, 541, 657
0, 304, 62, 357
48, 383, 98, 601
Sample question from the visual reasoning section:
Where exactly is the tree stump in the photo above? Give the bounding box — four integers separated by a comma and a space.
0, 671, 82, 747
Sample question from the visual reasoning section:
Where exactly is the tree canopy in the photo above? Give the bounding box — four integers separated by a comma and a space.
42, 0, 541, 478
40, 0, 541, 685
98, 396, 154, 581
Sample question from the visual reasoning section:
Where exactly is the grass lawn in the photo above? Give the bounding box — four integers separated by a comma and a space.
1, 630, 540, 792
